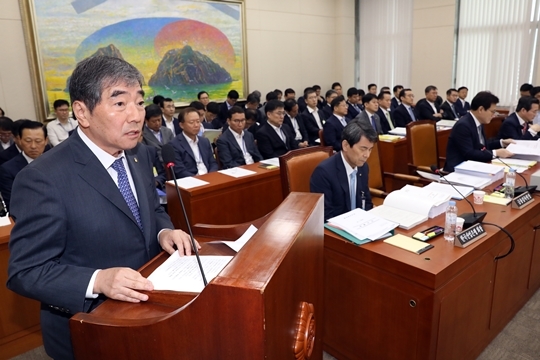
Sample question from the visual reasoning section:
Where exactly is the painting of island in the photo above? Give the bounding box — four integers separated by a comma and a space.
29, 0, 245, 113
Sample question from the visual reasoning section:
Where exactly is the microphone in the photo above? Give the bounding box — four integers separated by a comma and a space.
493, 156, 537, 196
162, 144, 208, 286
430, 165, 487, 229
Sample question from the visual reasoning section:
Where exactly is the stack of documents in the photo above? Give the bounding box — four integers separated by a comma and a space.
445, 160, 505, 188
327, 208, 398, 242
388, 127, 407, 136
423, 182, 474, 200
492, 158, 537, 169
437, 120, 457, 128
368, 185, 451, 229
507, 140, 540, 161
379, 134, 402, 142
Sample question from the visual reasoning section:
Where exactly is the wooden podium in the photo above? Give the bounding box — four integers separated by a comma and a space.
70, 193, 324, 360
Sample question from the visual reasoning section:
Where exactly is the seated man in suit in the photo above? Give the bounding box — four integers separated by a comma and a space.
0, 119, 24, 166
301, 88, 326, 145
321, 90, 338, 120
415, 85, 443, 121
283, 99, 308, 148
391, 85, 403, 111
377, 91, 395, 134
46, 99, 78, 146
190, 101, 213, 131
216, 106, 262, 168
197, 91, 210, 110
367, 83, 377, 95
255, 100, 298, 159
354, 93, 383, 134
0, 116, 14, 153
498, 96, 540, 140
258, 91, 279, 121
454, 86, 471, 117
392, 88, 418, 127
0, 120, 47, 211
284, 88, 296, 100
323, 95, 350, 151
346, 87, 362, 119
440, 88, 461, 120
7, 56, 195, 360
310, 120, 376, 221
332, 82, 343, 96
160, 97, 181, 136
444, 91, 514, 172
245, 109, 262, 135
169, 107, 218, 178
217, 90, 239, 128
142, 104, 174, 162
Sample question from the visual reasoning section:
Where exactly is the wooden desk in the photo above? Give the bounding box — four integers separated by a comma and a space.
0, 219, 42, 360
323, 169, 540, 359
166, 163, 283, 230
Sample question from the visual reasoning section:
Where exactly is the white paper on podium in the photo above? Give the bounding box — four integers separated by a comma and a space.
148, 252, 233, 293
218, 167, 257, 178
328, 208, 398, 241
0, 216, 11, 227
167, 177, 209, 189
260, 158, 280, 167
210, 224, 258, 252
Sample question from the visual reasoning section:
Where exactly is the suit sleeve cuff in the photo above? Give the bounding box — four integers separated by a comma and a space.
529, 128, 538, 137
492, 149, 497, 158
86, 269, 101, 299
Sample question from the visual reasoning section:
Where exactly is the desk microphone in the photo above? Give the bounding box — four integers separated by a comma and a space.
493, 157, 537, 196
162, 144, 208, 286
430, 165, 487, 229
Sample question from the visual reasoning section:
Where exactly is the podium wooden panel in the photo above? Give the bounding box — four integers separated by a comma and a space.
323, 168, 540, 360
70, 193, 324, 360
0, 219, 42, 360
166, 163, 283, 231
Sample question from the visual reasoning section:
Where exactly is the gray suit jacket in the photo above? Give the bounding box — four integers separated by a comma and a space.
7, 130, 173, 359
354, 110, 383, 135
142, 125, 174, 161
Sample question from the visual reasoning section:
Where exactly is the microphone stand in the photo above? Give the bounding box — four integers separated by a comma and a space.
493, 157, 537, 196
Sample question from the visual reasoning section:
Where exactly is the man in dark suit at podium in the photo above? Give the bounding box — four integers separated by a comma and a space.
311, 120, 377, 221
7, 56, 196, 360
444, 91, 514, 172
498, 96, 540, 140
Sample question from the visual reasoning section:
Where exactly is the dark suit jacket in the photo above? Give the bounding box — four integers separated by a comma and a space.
297, 96, 307, 113
393, 104, 417, 128
347, 101, 361, 119
454, 99, 470, 117
161, 116, 181, 136
301, 108, 326, 145
498, 113, 537, 141
321, 104, 333, 121
443, 113, 502, 172
217, 102, 233, 126
0, 139, 14, 153
142, 144, 166, 188
142, 126, 174, 161
255, 122, 298, 159
0, 153, 28, 211
169, 133, 218, 178
390, 97, 400, 111
216, 128, 262, 168
283, 114, 308, 145
440, 101, 460, 120
354, 111, 383, 135
416, 99, 441, 121
0, 143, 19, 165
377, 108, 395, 134
310, 152, 373, 221
323, 115, 349, 151
7, 131, 172, 359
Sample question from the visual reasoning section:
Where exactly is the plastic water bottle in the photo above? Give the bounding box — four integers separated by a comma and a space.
444, 201, 457, 242
505, 169, 516, 199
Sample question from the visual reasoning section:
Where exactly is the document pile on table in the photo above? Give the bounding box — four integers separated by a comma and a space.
388, 127, 407, 136
326, 208, 398, 244
507, 140, 540, 161
444, 161, 505, 188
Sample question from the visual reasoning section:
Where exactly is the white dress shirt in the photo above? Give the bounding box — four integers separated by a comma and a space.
308, 106, 323, 129
182, 132, 208, 175
162, 115, 176, 134
230, 128, 254, 164
46, 118, 78, 146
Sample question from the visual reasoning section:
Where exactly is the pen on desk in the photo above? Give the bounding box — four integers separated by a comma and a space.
417, 244, 434, 254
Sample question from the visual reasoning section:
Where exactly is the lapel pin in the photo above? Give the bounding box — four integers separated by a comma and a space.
134, 157, 138, 163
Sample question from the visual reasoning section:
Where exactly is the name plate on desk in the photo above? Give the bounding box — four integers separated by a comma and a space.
454, 223, 487, 248
511, 192, 534, 209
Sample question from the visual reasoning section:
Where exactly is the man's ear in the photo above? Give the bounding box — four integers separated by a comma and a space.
72, 101, 89, 129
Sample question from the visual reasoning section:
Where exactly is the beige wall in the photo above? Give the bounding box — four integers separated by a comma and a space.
0, 0, 355, 121
411, 0, 456, 98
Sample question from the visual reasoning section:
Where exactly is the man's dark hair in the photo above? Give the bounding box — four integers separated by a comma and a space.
358, 89, 366, 97
520, 83, 533, 92
227, 90, 239, 99
159, 97, 174, 108
342, 119, 378, 147
347, 87, 358, 97
531, 86, 540, 98
311, 85, 321, 92
377, 91, 391, 100
284, 88, 295, 96
0, 116, 14, 132
274, 89, 282, 96
153, 95, 165, 105
228, 106, 244, 119
380, 86, 390, 92
516, 96, 540, 112
206, 102, 220, 115
368, 83, 377, 91
470, 91, 499, 111
17, 120, 47, 139
53, 99, 69, 109
331, 82, 342, 90
144, 104, 162, 120
189, 101, 205, 111
265, 100, 284, 114
246, 93, 260, 104
265, 91, 278, 102
0, 107, 4, 117
457, 86, 468, 92
362, 93, 378, 105
425, 85, 437, 93
305, 88, 317, 98
245, 108, 259, 122
179, 107, 199, 122
197, 91, 208, 100
393, 85, 403, 93
399, 88, 412, 101
284, 99, 297, 112
331, 95, 346, 110
69, 56, 143, 114
325, 89, 337, 99
446, 88, 458, 96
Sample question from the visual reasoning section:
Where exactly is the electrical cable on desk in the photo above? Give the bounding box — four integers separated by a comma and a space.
481, 222, 515, 261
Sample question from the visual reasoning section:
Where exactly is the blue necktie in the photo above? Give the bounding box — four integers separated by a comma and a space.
350, 170, 357, 210
408, 107, 416, 121
111, 158, 143, 231
371, 115, 377, 132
